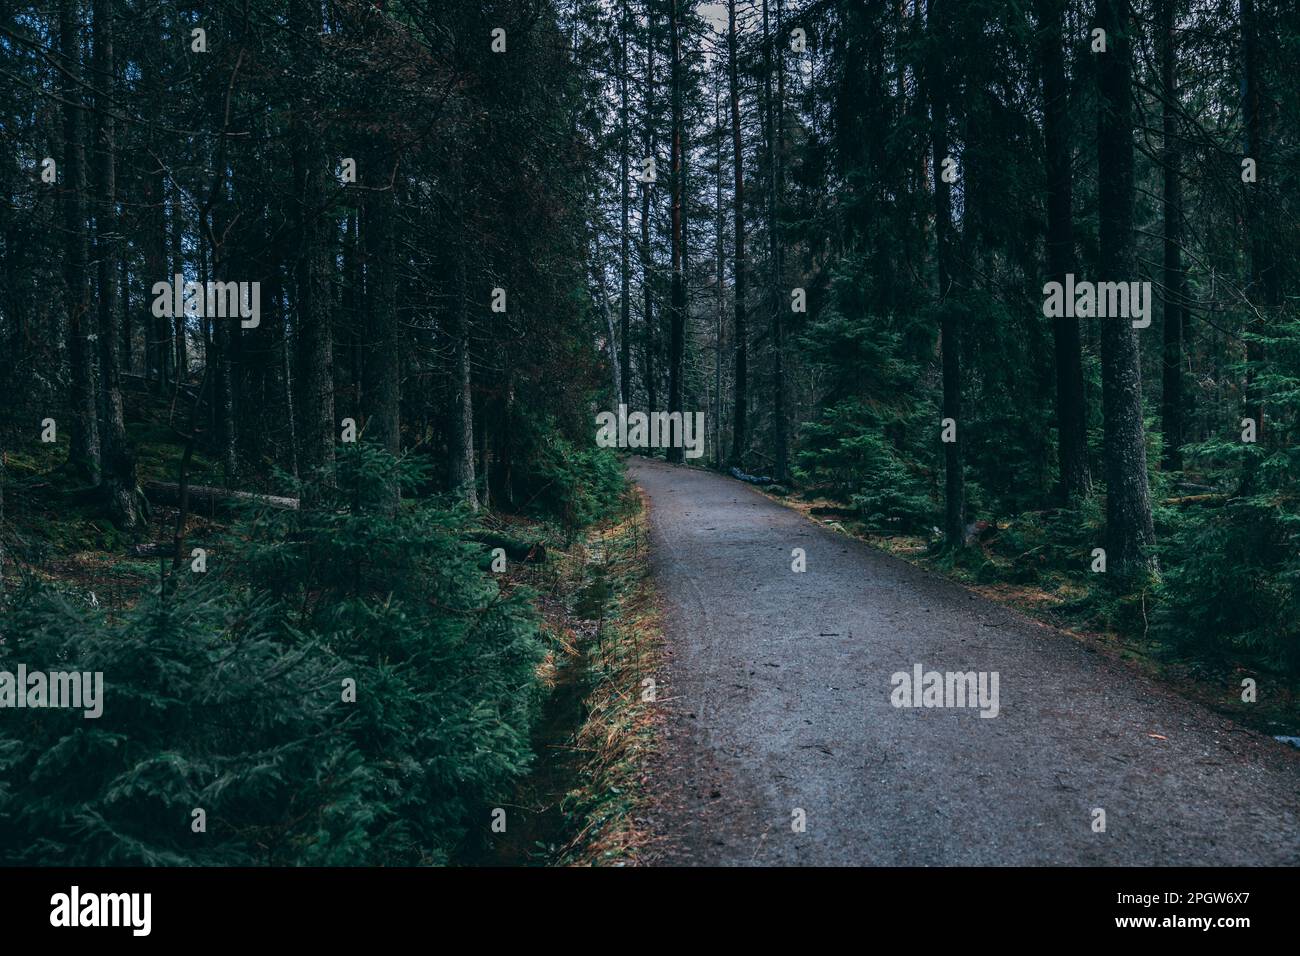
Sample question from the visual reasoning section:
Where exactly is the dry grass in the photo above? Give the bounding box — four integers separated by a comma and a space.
556, 490, 666, 866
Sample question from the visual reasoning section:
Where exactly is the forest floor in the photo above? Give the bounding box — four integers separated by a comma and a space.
3, 375, 230, 603
629, 457, 1300, 865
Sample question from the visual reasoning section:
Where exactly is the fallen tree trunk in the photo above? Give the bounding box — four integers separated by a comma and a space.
128, 542, 192, 558
809, 505, 858, 519
144, 480, 299, 513
729, 465, 775, 485
1162, 493, 1227, 507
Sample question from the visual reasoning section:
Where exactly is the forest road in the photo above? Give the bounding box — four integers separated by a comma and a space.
629, 457, 1300, 866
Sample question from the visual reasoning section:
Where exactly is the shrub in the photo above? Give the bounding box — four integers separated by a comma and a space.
0, 445, 546, 865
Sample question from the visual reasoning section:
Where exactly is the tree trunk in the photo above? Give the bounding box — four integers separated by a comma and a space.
727, 0, 747, 466
448, 254, 478, 510
143, 480, 299, 513
714, 71, 726, 468
59, 0, 100, 483
362, 140, 401, 511
1035, 0, 1092, 499
762, 0, 789, 482
450, 334, 478, 509
1096, 0, 1156, 574
1159, 0, 1184, 470
144, 129, 169, 389
619, 3, 633, 406
666, 0, 686, 464
342, 210, 361, 416
210, 241, 238, 484
119, 245, 132, 375
590, 230, 623, 404
929, 0, 964, 548
289, 0, 336, 498
170, 179, 187, 378
279, 276, 299, 480
641, 7, 657, 418
1241, 0, 1277, 444
92, 0, 140, 529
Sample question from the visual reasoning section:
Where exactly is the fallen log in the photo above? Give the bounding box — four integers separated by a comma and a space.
143, 480, 299, 513
128, 542, 186, 558
1162, 493, 1227, 507
810, 505, 858, 519
729, 466, 775, 485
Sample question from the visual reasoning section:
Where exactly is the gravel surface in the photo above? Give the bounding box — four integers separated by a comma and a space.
630, 457, 1300, 866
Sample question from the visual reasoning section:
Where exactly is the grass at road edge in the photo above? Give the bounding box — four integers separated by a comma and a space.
463, 487, 665, 866
554, 489, 665, 865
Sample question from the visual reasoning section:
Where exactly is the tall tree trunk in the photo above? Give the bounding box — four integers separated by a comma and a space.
343, 210, 361, 416
144, 155, 169, 388
929, 0, 964, 548
92, 0, 139, 529
205, 72, 240, 487
641, 8, 658, 416
1096, 0, 1156, 574
120, 244, 132, 375
762, 0, 789, 482
278, 276, 299, 480
362, 141, 401, 510
289, 0, 336, 497
1241, 0, 1276, 444
142, 0, 174, 382
602, 279, 624, 405
59, 0, 100, 483
170, 179, 186, 379
209, 230, 238, 484
727, 0, 747, 466
448, 252, 478, 509
666, 0, 686, 463
714, 70, 726, 468
1159, 0, 1184, 469
1035, 0, 1092, 499
619, 2, 633, 405
591, 229, 623, 404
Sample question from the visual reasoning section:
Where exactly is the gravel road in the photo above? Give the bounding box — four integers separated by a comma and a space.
630, 457, 1300, 866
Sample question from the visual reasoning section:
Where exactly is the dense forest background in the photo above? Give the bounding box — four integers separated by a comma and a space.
0, 0, 1297, 864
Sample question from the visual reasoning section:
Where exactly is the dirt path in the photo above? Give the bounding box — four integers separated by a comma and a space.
630, 458, 1300, 866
